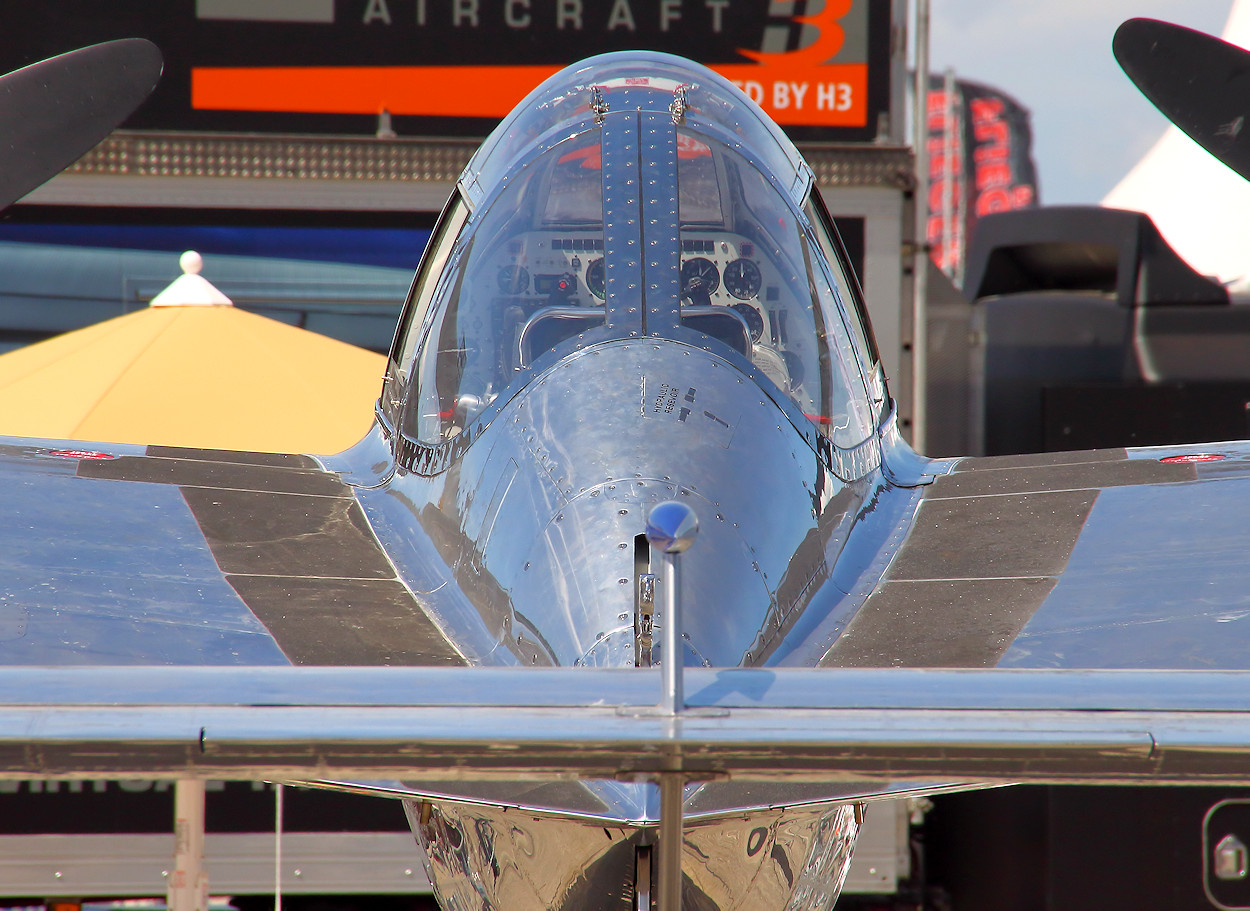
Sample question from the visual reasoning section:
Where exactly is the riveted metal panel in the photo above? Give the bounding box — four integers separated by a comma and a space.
600, 111, 643, 336
638, 111, 681, 336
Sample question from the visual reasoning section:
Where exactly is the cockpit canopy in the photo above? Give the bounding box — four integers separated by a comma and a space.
458, 52, 813, 212
385, 51, 884, 469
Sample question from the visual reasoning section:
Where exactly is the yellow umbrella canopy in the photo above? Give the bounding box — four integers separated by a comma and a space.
0, 252, 387, 454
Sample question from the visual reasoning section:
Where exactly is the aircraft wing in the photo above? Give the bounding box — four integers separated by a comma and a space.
2, 434, 1250, 786
7, 432, 1247, 672
0, 436, 462, 668
818, 440, 1250, 671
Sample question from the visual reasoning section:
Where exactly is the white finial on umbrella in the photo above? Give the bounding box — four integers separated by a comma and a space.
149, 251, 233, 307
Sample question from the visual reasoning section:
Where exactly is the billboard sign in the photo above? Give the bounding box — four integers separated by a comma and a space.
2, 1, 893, 141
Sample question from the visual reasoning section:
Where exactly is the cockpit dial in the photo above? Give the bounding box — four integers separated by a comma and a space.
681, 257, 720, 298
724, 258, 762, 300
731, 302, 765, 343
497, 264, 530, 295
585, 257, 606, 300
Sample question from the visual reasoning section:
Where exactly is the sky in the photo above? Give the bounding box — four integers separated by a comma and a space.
928, 0, 1234, 205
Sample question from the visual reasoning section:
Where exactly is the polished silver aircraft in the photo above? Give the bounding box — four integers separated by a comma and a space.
8, 25, 1250, 911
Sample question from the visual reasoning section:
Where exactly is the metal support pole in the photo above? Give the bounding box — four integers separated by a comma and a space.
645, 500, 698, 717
275, 782, 284, 911
912, 0, 931, 452
644, 501, 699, 911
657, 773, 684, 911
635, 845, 652, 911
168, 779, 207, 911
661, 549, 683, 715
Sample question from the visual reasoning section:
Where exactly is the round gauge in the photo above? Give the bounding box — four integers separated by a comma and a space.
585, 257, 606, 300
724, 258, 762, 300
497, 264, 529, 294
681, 257, 720, 297
731, 303, 765, 343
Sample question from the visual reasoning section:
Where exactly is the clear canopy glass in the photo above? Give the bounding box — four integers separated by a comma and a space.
395, 51, 876, 453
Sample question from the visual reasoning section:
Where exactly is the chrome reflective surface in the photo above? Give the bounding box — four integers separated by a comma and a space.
405, 795, 858, 911
361, 340, 883, 670
646, 502, 699, 555
7, 666, 1250, 784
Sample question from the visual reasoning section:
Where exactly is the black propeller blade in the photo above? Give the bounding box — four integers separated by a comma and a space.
1114, 17, 1250, 182
0, 38, 163, 211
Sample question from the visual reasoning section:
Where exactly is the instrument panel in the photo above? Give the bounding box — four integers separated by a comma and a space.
488, 231, 784, 325
482, 229, 814, 404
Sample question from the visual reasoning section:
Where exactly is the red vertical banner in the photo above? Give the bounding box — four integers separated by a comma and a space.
925, 76, 1039, 286
925, 75, 965, 282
